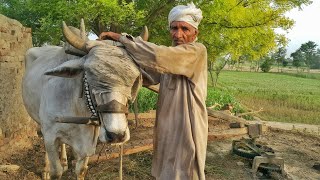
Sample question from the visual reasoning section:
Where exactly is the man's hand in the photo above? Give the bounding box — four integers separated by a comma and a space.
98, 32, 121, 41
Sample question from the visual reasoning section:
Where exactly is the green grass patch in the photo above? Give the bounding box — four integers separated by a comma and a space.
216, 70, 320, 125
206, 88, 246, 114
133, 86, 244, 115
274, 72, 320, 80
129, 87, 158, 113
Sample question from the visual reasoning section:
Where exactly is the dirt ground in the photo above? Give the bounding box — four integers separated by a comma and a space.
0, 117, 319, 180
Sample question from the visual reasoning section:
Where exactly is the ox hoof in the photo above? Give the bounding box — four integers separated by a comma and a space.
62, 164, 68, 172
42, 171, 50, 180
61, 160, 68, 172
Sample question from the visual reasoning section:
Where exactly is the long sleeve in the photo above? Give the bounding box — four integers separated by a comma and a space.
119, 36, 206, 78
120, 35, 208, 180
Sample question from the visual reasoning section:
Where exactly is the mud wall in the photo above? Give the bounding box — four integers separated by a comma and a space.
0, 14, 37, 155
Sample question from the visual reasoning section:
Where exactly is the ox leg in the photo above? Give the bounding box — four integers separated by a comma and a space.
60, 143, 68, 172
45, 140, 63, 180
75, 156, 89, 180
43, 152, 50, 180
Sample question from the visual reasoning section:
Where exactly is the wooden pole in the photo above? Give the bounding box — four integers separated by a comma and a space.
88, 144, 153, 164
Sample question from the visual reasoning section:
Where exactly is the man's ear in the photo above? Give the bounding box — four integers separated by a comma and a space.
192, 29, 199, 41
194, 29, 199, 36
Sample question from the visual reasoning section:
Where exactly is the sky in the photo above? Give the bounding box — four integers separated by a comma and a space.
283, 0, 320, 57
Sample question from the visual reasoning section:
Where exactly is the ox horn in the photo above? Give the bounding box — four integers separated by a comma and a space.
80, 18, 86, 40
140, 26, 149, 41
62, 21, 88, 53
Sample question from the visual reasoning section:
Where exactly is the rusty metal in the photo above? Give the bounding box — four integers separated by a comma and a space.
247, 123, 263, 138
252, 154, 285, 175
232, 123, 285, 177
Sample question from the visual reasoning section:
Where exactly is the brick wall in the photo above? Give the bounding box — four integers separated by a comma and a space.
0, 14, 37, 156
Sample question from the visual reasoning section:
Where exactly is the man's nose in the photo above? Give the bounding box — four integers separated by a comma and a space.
174, 29, 183, 38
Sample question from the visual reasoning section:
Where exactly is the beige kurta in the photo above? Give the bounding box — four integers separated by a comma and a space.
120, 36, 208, 180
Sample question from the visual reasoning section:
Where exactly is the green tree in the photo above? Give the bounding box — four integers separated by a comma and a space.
210, 54, 230, 87
291, 49, 304, 71
299, 41, 318, 71
0, 0, 145, 46
273, 47, 287, 72
0, 0, 312, 64
260, 56, 273, 72
199, 0, 311, 61
311, 48, 320, 69
282, 58, 289, 67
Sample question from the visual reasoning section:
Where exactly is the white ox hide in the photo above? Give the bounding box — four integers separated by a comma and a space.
22, 24, 147, 179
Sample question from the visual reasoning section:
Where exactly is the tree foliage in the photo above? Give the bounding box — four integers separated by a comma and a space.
290, 41, 320, 71
0, 0, 145, 45
0, 0, 312, 62
273, 47, 286, 71
299, 41, 318, 70
199, 0, 311, 61
291, 49, 304, 70
260, 56, 273, 72
312, 49, 320, 69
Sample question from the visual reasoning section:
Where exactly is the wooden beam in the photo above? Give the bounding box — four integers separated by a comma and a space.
88, 144, 153, 164
207, 108, 249, 125
208, 128, 248, 141
88, 127, 252, 163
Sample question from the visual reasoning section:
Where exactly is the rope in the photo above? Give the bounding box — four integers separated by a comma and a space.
119, 144, 124, 180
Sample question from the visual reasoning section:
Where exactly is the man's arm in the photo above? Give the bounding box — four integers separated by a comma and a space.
99, 32, 206, 78
120, 36, 206, 78
99, 32, 121, 41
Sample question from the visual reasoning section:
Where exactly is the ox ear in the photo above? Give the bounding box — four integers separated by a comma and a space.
45, 58, 85, 78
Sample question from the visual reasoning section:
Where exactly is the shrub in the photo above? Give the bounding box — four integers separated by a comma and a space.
206, 88, 245, 114
129, 88, 158, 113
260, 60, 272, 72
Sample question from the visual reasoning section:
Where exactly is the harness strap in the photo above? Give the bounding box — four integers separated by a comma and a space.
96, 100, 128, 114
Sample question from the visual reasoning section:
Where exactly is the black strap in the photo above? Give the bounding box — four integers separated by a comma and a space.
96, 100, 128, 114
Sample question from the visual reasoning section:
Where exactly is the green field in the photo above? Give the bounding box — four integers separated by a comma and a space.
134, 70, 320, 125
215, 70, 320, 125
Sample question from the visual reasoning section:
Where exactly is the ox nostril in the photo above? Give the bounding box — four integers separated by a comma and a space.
106, 131, 125, 142
106, 131, 115, 141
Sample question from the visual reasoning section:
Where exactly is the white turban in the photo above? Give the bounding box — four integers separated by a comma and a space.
168, 2, 203, 29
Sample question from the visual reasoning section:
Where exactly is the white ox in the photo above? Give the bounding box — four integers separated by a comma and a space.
22, 21, 148, 179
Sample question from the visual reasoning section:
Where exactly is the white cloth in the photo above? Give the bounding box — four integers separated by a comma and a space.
119, 36, 208, 180
168, 2, 203, 29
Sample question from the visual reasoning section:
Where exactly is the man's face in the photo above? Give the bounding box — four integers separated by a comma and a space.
170, 21, 198, 46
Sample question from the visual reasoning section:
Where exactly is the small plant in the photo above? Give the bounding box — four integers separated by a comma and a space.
260, 57, 273, 72
206, 88, 245, 115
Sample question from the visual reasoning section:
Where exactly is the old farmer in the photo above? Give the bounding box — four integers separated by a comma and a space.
99, 3, 208, 180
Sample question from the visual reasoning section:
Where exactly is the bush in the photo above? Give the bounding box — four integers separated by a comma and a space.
206, 88, 245, 114
260, 60, 272, 72
129, 87, 158, 113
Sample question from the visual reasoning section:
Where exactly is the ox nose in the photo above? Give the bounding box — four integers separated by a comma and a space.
106, 131, 125, 142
